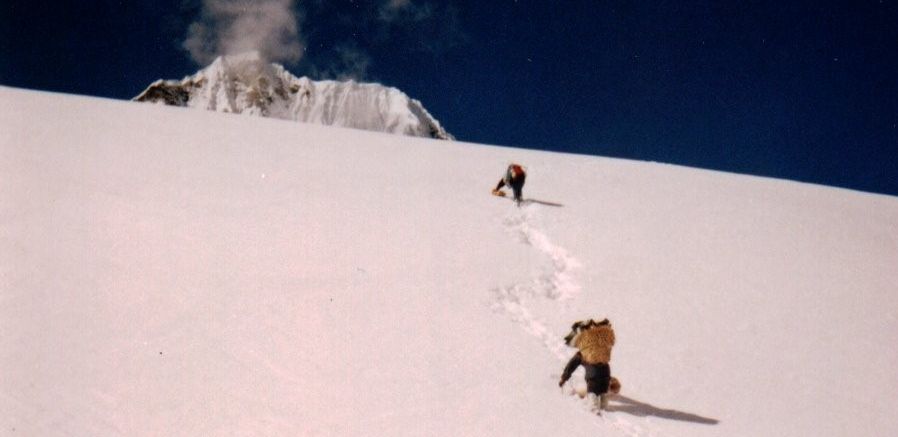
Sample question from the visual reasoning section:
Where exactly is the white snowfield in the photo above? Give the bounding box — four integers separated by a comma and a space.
2, 86, 898, 436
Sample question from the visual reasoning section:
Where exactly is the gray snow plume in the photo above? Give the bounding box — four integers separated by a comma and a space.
183, 0, 304, 65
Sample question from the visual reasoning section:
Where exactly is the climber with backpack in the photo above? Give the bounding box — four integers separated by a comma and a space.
492, 163, 527, 205
559, 318, 618, 411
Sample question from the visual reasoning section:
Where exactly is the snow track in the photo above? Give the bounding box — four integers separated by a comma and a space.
501, 206, 581, 302
491, 204, 660, 437
491, 205, 581, 361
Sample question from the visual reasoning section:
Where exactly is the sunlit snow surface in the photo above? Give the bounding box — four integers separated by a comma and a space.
2, 86, 898, 436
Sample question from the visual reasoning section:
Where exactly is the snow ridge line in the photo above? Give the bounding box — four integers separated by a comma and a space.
491, 206, 582, 361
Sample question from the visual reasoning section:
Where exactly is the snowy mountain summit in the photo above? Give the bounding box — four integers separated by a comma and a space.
134, 52, 453, 140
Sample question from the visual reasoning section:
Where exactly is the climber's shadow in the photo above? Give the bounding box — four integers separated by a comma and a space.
607, 395, 719, 425
521, 198, 564, 207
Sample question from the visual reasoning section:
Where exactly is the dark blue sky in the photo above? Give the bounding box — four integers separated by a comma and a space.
2, 1, 896, 196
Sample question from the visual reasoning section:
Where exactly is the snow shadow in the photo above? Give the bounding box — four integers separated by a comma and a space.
522, 198, 564, 207
608, 395, 719, 425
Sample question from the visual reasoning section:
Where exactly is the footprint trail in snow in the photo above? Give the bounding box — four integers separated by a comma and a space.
490, 204, 662, 437
491, 205, 582, 361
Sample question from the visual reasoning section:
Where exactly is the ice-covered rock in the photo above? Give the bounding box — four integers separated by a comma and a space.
134, 52, 453, 140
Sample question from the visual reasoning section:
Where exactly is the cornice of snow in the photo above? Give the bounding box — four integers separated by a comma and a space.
133, 52, 453, 140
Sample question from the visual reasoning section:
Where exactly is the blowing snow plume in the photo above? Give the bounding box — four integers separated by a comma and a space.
183, 0, 304, 65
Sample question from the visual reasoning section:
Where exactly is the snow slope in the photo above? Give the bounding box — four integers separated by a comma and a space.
2, 86, 898, 436
133, 52, 453, 140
